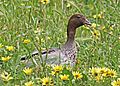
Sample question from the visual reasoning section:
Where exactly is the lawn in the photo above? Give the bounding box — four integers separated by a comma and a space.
0, 0, 120, 86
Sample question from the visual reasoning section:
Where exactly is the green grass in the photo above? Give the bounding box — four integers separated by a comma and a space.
0, 0, 120, 86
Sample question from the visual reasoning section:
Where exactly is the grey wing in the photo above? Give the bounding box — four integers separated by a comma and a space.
42, 50, 61, 65
21, 48, 62, 66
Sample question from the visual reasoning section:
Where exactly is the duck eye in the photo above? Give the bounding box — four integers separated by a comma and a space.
77, 16, 81, 18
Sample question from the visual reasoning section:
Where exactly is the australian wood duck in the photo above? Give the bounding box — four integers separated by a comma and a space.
21, 14, 91, 66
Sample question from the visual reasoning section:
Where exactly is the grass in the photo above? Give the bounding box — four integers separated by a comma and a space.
0, 0, 120, 86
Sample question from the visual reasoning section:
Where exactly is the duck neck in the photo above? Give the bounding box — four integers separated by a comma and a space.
66, 23, 76, 43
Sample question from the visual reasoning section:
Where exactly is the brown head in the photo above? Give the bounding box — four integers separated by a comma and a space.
66, 14, 91, 42
68, 14, 91, 28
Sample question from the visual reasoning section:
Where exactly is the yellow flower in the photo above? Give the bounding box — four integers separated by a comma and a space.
99, 68, 117, 77
99, 67, 108, 75
98, 14, 103, 19
60, 74, 69, 81
1, 71, 13, 82
110, 26, 113, 30
91, 23, 97, 28
90, 67, 103, 81
93, 13, 103, 19
6, 46, 14, 51
25, 81, 34, 86
119, 37, 120, 41
46, 64, 51, 68
109, 31, 113, 35
82, 25, 90, 30
93, 15, 97, 18
23, 67, 33, 75
66, 3, 71, 8
111, 78, 120, 86
34, 28, 41, 33
41, 77, 53, 86
72, 71, 83, 79
40, 0, 49, 4
90, 67, 101, 76
66, 66, 72, 71
23, 39, 31, 44
1, 56, 12, 62
95, 74, 103, 81
0, 43, 3, 48
91, 29, 100, 39
53, 65, 63, 73
90, 67, 117, 81
51, 71, 56, 76
109, 24, 115, 30
106, 69, 117, 77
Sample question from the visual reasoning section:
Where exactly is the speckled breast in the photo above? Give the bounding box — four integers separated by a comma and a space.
60, 45, 77, 66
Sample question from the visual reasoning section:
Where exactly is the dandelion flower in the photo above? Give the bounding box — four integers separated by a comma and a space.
99, 67, 108, 75
23, 67, 33, 75
110, 26, 113, 30
106, 69, 117, 77
90, 67, 117, 81
91, 23, 97, 28
23, 39, 31, 44
98, 14, 103, 19
82, 25, 90, 30
1, 56, 12, 62
119, 37, 120, 39
93, 13, 103, 19
111, 78, 120, 86
1, 71, 13, 82
51, 71, 56, 76
6, 46, 14, 51
67, 3, 71, 8
95, 74, 103, 81
40, 0, 49, 4
100, 68, 116, 77
34, 28, 41, 33
41, 77, 53, 86
91, 29, 100, 39
60, 74, 69, 81
25, 81, 34, 86
90, 67, 103, 81
66, 66, 72, 71
53, 65, 63, 73
93, 15, 97, 18
72, 71, 83, 79
90, 67, 101, 76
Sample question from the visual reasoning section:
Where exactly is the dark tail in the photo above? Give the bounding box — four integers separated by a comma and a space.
21, 50, 39, 60
21, 49, 56, 60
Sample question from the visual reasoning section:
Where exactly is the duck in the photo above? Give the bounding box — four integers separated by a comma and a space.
21, 14, 91, 66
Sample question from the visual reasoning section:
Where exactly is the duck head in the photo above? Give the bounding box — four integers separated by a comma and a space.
66, 14, 91, 42
68, 14, 91, 28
